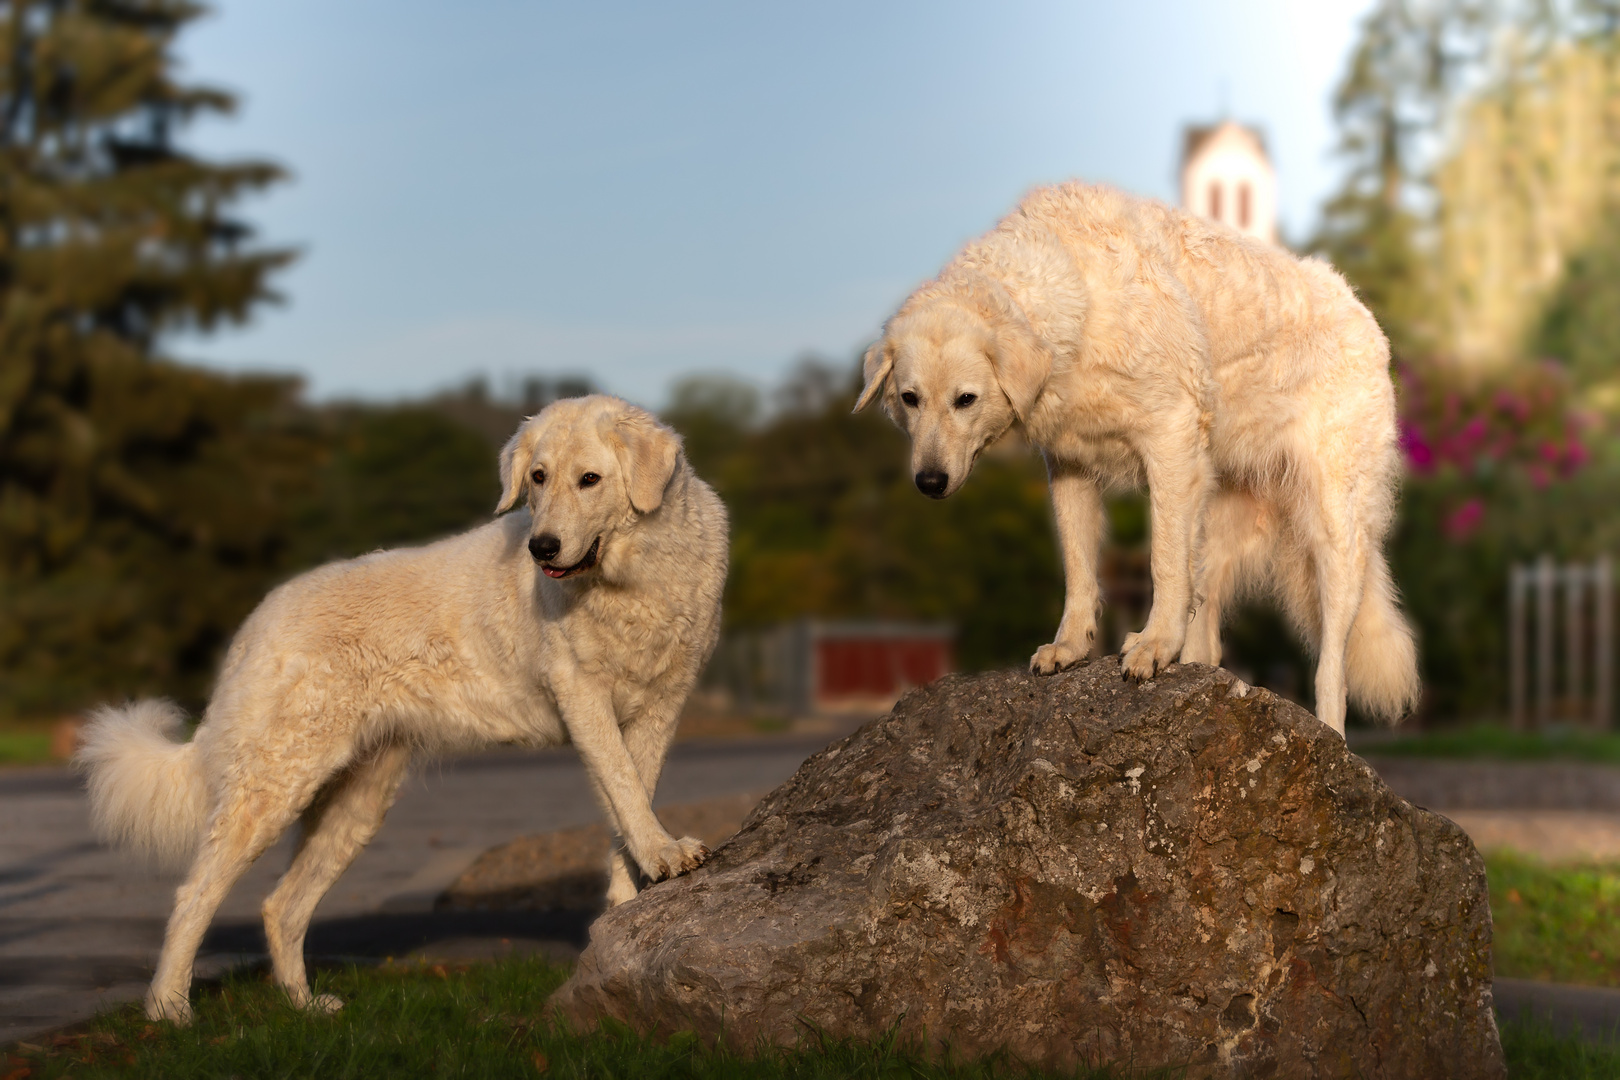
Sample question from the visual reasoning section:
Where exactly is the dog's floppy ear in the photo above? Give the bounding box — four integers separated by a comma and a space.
495, 424, 533, 514
611, 409, 683, 514
852, 339, 893, 414
989, 320, 1052, 422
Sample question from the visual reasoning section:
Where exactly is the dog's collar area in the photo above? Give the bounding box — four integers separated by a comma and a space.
542, 536, 601, 579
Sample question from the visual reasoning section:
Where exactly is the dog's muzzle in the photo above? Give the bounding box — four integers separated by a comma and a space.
538, 536, 600, 579
915, 469, 949, 499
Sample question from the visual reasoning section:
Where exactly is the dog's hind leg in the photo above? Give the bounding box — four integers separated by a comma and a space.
1182, 489, 1275, 667
262, 743, 412, 1010
146, 787, 303, 1023
1304, 488, 1371, 738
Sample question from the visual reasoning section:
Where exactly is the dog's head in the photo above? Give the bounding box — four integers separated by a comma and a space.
854, 283, 1050, 499
495, 395, 683, 579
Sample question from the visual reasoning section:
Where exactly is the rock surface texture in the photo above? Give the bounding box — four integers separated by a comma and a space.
553, 663, 1505, 1078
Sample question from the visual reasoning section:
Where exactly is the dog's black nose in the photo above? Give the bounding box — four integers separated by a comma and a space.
915, 470, 949, 499
529, 534, 561, 562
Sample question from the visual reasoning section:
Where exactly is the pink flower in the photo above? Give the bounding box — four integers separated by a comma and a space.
1444, 498, 1485, 541
1494, 391, 1530, 423
1565, 439, 1591, 471
1401, 425, 1435, 472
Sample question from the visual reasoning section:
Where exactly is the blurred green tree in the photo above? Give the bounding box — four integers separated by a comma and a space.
661, 373, 760, 482
288, 405, 500, 568
1536, 211, 1620, 398
668, 360, 1065, 672
1309, 0, 1492, 357
0, 0, 297, 716
1303, 0, 1620, 722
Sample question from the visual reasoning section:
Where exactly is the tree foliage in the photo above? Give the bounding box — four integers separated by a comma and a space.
0, 0, 296, 573
666, 364, 1066, 672
1314, 0, 1620, 719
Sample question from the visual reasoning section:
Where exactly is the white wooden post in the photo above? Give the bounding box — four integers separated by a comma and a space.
1537, 555, 1556, 728
1597, 556, 1613, 729
1567, 563, 1587, 721
1510, 563, 1528, 730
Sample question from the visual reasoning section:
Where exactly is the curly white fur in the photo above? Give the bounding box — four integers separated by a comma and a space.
858, 181, 1419, 734
76, 395, 728, 1024
76, 700, 209, 871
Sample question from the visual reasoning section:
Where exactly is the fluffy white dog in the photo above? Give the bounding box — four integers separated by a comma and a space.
856, 181, 1419, 735
76, 395, 727, 1023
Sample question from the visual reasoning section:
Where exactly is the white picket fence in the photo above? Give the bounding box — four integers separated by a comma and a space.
1508, 556, 1614, 729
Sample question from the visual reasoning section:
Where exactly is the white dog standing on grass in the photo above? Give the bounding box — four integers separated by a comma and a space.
76, 395, 727, 1023
856, 181, 1420, 736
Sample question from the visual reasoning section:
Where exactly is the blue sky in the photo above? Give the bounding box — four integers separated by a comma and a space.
174, 0, 1375, 407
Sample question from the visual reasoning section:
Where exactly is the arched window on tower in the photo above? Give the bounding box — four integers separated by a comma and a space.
1238, 182, 1252, 230
1207, 181, 1222, 222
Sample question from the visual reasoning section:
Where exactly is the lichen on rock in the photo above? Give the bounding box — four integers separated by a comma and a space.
552, 662, 1505, 1079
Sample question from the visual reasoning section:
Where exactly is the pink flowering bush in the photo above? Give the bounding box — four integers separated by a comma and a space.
1387, 357, 1618, 717
1396, 359, 1594, 539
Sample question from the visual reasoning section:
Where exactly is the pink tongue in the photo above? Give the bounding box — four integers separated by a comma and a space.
544, 566, 568, 578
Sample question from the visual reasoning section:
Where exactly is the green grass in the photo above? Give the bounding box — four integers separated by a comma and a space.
3, 958, 1182, 1079
1499, 1015, 1620, 1077
4, 955, 1611, 1077
1488, 852, 1620, 987
0, 728, 54, 765
1368, 724, 1620, 763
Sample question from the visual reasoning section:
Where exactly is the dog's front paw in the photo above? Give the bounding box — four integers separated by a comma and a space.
1120, 631, 1179, 680
309, 993, 344, 1014
647, 835, 709, 881
1030, 639, 1088, 675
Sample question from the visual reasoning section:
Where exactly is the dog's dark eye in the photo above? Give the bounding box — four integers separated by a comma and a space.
530, 469, 545, 486
955, 393, 978, 408
579, 472, 601, 488
900, 391, 919, 408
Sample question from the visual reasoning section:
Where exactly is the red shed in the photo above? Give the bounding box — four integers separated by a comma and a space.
805, 621, 954, 713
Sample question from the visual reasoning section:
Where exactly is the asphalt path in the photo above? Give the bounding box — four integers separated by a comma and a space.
0, 735, 835, 1044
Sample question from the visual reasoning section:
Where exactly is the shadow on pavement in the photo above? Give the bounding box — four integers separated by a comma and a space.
202, 909, 595, 963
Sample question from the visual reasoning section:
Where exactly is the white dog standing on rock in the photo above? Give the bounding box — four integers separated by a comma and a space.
856, 181, 1419, 736
76, 395, 727, 1023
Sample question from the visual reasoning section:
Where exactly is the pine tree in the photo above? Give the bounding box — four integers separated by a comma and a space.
0, 0, 297, 716
1309, 0, 1492, 357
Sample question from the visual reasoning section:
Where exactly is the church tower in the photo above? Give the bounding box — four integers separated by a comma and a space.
1180, 120, 1278, 245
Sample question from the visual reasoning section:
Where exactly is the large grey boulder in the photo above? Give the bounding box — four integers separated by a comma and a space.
552, 663, 1505, 1078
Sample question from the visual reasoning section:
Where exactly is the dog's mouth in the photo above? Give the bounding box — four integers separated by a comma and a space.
542, 537, 600, 579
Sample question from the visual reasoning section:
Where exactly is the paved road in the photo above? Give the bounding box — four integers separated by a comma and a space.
1496, 978, 1620, 1043
0, 736, 836, 1044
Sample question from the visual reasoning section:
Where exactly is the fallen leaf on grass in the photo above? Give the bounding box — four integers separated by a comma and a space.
532, 1050, 549, 1073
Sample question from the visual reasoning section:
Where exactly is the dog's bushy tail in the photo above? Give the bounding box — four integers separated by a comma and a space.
75, 700, 210, 871
1346, 557, 1421, 726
